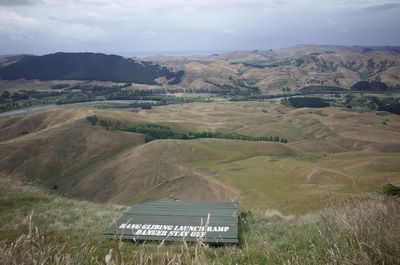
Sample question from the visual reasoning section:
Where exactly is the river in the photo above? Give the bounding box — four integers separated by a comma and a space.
0, 97, 288, 118
0, 100, 157, 118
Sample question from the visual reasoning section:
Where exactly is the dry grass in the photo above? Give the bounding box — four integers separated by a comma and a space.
1, 103, 400, 214
1, 176, 399, 265
0, 213, 210, 265
321, 197, 400, 264
242, 196, 400, 265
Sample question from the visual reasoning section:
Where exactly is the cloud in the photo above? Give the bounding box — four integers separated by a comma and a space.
145, 30, 157, 35
222, 29, 236, 34
0, 0, 399, 54
0, 0, 41, 6
358, 2, 400, 13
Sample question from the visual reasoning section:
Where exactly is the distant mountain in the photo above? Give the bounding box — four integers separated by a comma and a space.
0, 52, 184, 85
1, 45, 399, 93
146, 44, 400, 93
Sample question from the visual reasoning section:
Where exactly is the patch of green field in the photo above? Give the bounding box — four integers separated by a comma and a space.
188, 149, 400, 214
237, 122, 305, 142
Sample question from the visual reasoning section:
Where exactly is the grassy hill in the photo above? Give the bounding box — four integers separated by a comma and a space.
1, 102, 399, 214
1, 46, 399, 264
1, 176, 399, 264
1, 100, 400, 264
0, 52, 184, 85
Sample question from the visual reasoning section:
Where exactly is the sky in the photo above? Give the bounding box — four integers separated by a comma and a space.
0, 0, 400, 56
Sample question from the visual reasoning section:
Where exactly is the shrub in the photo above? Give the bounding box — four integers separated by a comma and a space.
86, 115, 98, 125
382, 184, 400, 196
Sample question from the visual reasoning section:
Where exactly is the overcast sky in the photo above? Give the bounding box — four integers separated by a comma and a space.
0, 0, 399, 56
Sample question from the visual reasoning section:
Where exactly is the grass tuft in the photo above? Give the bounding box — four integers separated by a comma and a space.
1, 177, 399, 264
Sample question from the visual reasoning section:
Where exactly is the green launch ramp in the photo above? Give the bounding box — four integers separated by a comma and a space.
103, 200, 239, 244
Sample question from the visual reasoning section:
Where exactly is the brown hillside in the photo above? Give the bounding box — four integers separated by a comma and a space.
147, 45, 400, 92
1, 102, 399, 213
0, 109, 145, 189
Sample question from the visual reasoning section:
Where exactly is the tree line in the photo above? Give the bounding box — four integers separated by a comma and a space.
86, 116, 288, 143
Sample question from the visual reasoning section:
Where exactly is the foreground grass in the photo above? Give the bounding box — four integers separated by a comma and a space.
0, 177, 399, 264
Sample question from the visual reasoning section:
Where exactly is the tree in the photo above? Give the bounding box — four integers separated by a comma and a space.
86, 115, 98, 125
1, 91, 10, 100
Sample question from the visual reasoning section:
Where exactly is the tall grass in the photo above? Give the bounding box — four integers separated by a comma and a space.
0, 177, 399, 264
0, 213, 210, 265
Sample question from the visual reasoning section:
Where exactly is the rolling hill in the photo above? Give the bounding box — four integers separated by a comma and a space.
1, 102, 399, 214
1, 45, 399, 265
1, 45, 399, 95
145, 45, 400, 93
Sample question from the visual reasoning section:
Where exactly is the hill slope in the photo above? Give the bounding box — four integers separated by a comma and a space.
0, 52, 184, 84
1, 102, 399, 214
1, 176, 399, 265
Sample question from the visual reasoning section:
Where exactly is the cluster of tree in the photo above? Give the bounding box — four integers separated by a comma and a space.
378, 100, 400, 115
339, 60, 364, 72
362, 59, 395, 80
122, 87, 222, 96
55, 93, 95, 105
286, 97, 330, 108
299, 86, 345, 94
52, 83, 132, 91
303, 79, 325, 85
230, 93, 299, 101
294, 58, 304, 67
350, 81, 391, 91
310, 51, 335, 55
357, 59, 396, 80
0, 90, 70, 112
227, 77, 261, 94
382, 184, 400, 196
333, 78, 341, 85
86, 115, 99, 125
0, 52, 185, 85
368, 97, 400, 115
87, 117, 288, 143
1, 91, 26, 101
110, 94, 211, 104
230, 60, 270, 67
0, 102, 20, 112
16, 90, 64, 99
310, 57, 338, 72
230, 58, 291, 68
51, 84, 71, 89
